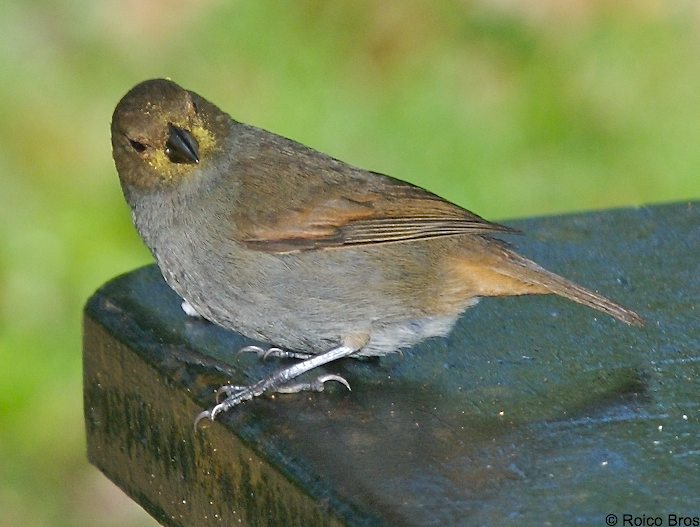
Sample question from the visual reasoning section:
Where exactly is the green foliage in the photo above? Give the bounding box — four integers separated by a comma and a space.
0, 1, 697, 525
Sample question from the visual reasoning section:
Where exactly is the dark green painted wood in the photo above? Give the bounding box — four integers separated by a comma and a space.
83, 201, 700, 526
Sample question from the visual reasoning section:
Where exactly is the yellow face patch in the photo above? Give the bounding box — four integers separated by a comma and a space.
191, 122, 216, 155
145, 120, 216, 181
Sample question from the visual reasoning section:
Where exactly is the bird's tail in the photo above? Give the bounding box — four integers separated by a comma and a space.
500, 251, 644, 326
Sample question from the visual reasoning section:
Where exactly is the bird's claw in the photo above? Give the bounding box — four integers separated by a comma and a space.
195, 384, 261, 431
237, 345, 285, 360
193, 409, 212, 431
193, 397, 244, 431
237, 345, 314, 361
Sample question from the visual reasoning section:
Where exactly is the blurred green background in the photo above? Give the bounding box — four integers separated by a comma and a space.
0, 1, 698, 525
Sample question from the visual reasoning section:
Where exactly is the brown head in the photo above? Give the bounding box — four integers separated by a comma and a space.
111, 79, 228, 196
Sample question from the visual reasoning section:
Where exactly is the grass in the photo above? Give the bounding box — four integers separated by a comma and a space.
0, 1, 698, 525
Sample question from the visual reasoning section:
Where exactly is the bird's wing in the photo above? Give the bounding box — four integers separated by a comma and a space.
234, 171, 518, 254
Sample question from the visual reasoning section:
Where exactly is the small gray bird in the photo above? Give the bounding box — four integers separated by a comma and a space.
110, 79, 643, 425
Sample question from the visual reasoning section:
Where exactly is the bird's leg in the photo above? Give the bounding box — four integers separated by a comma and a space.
237, 345, 315, 361
195, 335, 368, 428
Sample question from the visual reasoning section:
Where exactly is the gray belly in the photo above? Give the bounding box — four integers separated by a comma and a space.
155, 230, 467, 356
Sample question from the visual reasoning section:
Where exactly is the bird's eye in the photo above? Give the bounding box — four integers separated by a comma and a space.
129, 139, 147, 153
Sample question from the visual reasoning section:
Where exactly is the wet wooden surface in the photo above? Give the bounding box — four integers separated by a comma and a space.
84, 201, 700, 526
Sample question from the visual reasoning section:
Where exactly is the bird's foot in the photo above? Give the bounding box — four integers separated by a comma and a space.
195, 341, 361, 429
195, 374, 351, 430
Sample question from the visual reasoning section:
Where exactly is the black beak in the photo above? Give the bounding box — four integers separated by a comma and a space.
166, 124, 199, 164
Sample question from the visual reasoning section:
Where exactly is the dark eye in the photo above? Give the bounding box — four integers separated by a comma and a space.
129, 139, 147, 153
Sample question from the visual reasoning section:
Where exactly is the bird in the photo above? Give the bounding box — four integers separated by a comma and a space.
110, 78, 643, 425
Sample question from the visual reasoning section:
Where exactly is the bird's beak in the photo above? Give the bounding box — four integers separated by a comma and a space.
166, 124, 200, 164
